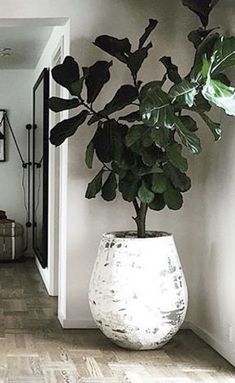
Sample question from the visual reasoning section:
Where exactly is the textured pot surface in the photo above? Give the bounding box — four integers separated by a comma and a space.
89, 231, 188, 350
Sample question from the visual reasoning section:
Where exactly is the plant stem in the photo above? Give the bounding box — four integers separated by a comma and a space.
132, 201, 148, 238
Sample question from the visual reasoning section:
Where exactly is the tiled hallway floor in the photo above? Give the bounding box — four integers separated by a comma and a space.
0, 259, 234, 382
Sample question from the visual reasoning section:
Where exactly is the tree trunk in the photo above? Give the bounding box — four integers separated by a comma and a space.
133, 201, 148, 238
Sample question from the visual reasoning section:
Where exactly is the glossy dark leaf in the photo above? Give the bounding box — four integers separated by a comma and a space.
164, 185, 183, 210
138, 19, 158, 49
127, 43, 152, 78
93, 121, 114, 163
202, 79, 235, 116
52, 56, 80, 92
149, 194, 165, 211
139, 81, 163, 102
119, 172, 140, 202
151, 127, 170, 149
214, 73, 231, 87
83, 61, 112, 104
182, 0, 220, 27
85, 141, 95, 169
164, 163, 191, 192
140, 146, 157, 167
188, 27, 217, 49
140, 85, 176, 129
94, 35, 131, 63
119, 111, 141, 122
125, 124, 147, 147
160, 56, 181, 84
152, 173, 168, 194
69, 77, 84, 97
132, 163, 163, 177
85, 169, 104, 199
50, 110, 89, 146
111, 162, 127, 179
138, 182, 154, 204
179, 116, 198, 132
190, 32, 220, 82
211, 37, 235, 75
101, 172, 117, 201
49, 97, 80, 113
176, 118, 201, 154
199, 112, 221, 140
169, 79, 199, 107
88, 85, 138, 125
194, 93, 211, 112
166, 143, 188, 172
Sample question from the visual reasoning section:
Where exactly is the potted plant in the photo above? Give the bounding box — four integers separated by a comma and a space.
49, 0, 235, 350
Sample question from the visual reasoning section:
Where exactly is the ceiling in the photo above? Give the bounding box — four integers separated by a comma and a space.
0, 26, 54, 69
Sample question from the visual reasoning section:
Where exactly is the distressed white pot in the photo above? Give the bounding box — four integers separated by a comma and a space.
89, 231, 188, 350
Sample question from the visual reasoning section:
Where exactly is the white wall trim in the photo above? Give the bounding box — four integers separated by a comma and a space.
185, 321, 235, 367
58, 312, 97, 329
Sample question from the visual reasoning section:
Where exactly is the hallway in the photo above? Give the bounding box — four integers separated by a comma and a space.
0, 259, 234, 382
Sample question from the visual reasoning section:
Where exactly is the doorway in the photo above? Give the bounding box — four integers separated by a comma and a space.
0, 18, 70, 319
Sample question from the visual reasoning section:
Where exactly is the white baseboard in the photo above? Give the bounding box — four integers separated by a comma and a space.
187, 321, 235, 367
58, 312, 97, 329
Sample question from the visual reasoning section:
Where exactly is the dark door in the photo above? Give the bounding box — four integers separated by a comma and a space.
32, 68, 49, 268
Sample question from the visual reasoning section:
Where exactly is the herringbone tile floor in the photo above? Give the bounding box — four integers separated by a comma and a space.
0, 259, 234, 382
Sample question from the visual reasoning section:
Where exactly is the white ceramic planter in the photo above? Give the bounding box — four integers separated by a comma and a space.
89, 231, 188, 350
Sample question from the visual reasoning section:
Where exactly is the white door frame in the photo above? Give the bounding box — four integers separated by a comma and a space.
48, 23, 70, 301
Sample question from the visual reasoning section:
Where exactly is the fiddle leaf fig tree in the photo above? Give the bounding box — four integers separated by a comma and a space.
49, 0, 235, 238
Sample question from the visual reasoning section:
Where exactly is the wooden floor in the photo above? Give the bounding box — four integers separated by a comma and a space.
0, 259, 234, 382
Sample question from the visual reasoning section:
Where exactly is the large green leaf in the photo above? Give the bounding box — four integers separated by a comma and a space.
140, 85, 176, 129
190, 33, 219, 82
88, 85, 138, 125
127, 42, 153, 78
199, 112, 221, 140
49, 97, 80, 112
85, 141, 95, 169
202, 78, 235, 116
119, 172, 140, 202
164, 185, 183, 210
211, 37, 235, 75
125, 124, 147, 147
94, 35, 131, 63
159, 56, 181, 84
50, 110, 89, 146
140, 146, 157, 167
179, 116, 198, 132
152, 173, 168, 193
138, 182, 155, 204
149, 194, 165, 211
138, 19, 158, 49
101, 173, 117, 201
151, 127, 170, 149
51, 56, 80, 92
92, 120, 126, 163
139, 81, 163, 101
169, 79, 199, 107
164, 163, 191, 192
193, 92, 212, 112
182, 0, 220, 28
166, 143, 188, 172
176, 118, 201, 154
188, 27, 218, 49
85, 169, 104, 199
83, 61, 112, 104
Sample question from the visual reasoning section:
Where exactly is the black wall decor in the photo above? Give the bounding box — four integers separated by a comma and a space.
32, 68, 49, 268
0, 110, 6, 162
